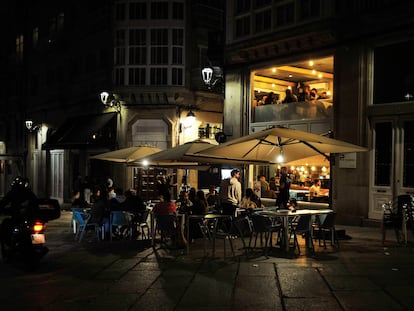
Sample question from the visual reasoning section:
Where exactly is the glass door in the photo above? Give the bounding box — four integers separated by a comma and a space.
369, 119, 414, 219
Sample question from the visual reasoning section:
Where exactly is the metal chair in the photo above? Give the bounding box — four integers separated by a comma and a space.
138, 209, 151, 240
289, 214, 314, 255
248, 213, 283, 256
154, 214, 178, 248
313, 212, 339, 249
72, 211, 103, 242
110, 211, 133, 241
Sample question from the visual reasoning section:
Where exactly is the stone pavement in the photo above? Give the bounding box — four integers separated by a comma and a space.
1, 210, 413, 310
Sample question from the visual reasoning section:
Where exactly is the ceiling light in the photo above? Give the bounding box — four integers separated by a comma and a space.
272, 68, 276, 73
309, 60, 314, 66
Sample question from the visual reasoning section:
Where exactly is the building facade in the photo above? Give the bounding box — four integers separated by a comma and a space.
223, 0, 414, 224
0, 0, 224, 203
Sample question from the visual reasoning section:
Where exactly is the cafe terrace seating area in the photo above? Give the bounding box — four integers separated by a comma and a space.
71, 202, 340, 258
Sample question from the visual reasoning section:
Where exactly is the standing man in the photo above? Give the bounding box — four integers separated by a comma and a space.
275, 167, 290, 209
219, 169, 242, 216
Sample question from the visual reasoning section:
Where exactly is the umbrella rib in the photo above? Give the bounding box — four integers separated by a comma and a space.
300, 141, 330, 161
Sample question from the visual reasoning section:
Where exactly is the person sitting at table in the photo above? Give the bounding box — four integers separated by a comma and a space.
122, 189, 147, 226
206, 186, 219, 210
153, 191, 177, 215
176, 190, 193, 214
188, 190, 209, 241
89, 186, 110, 236
309, 179, 321, 201
240, 188, 263, 213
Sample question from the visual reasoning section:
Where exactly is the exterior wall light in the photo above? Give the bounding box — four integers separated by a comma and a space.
201, 66, 223, 92
25, 120, 41, 132
201, 67, 213, 84
100, 91, 121, 112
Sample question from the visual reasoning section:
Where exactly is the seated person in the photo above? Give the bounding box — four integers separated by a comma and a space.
153, 192, 177, 215
309, 179, 321, 201
240, 188, 263, 212
175, 190, 193, 214
206, 186, 219, 209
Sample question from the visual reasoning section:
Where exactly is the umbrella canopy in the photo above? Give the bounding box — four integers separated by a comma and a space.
132, 140, 218, 166
91, 145, 162, 163
192, 126, 368, 164
132, 139, 273, 166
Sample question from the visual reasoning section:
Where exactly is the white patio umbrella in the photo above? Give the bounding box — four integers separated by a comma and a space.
90, 145, 162, 163
131, 139, 273, 166
191, 126, 368, 164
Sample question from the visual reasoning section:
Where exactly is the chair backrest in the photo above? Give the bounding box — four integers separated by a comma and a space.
73, 210, 90, 226
249, 214, 273, 233
294, 214, 312, 232
232, 216, 253, 237
140, 209, 150, 223
110, 211, 130, 226
320, 212, 336, 229
155, 214, 176, 235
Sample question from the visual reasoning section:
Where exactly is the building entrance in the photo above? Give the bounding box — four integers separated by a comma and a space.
369, 118, 414, 219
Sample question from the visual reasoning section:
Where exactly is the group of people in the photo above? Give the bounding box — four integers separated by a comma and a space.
72, 174, 148, 239
258, 85, 329, 106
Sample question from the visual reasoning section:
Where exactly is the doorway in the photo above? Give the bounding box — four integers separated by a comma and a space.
369, 118, 414, 219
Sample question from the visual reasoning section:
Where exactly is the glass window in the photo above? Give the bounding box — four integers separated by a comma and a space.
374, 40, 414, 104
151, 47, 168, 64
236, 0, 251, 14
254, 0, 271, 9
172, 47, 183, 64
235, 16, 250, 38
129, 47, 146, 65
374, 122, 392, 187
150, 67, 168, 85
403, 121, 414, 188
115, 47, 126, 65
172, 28, 183, 45
114, 67, 125, 85
276, 3, 295, 26
254, 9, 271, 33
172, 2, 184, 19
130, 2, 147, 19
128, 67, 146, 85
299, 0, 320, 20
151, 29, 168, 45
172, 67, 183, 85
151, 2, 168, 19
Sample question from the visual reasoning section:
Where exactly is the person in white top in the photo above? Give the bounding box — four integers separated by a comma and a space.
219, 169, 242, 216
309, 179, 321, 201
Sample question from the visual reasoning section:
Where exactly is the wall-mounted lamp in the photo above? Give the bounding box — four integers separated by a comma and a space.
25, 120, 41, 132
185, 110, 196, 125
201, 65, 223, 92
100, 91, 121, 112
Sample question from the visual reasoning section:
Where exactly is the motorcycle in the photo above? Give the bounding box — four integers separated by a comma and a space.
0, 198, 60, 269
0, 217, 49, 268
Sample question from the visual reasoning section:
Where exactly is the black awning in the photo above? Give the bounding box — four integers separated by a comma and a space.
42, 112, 117, 150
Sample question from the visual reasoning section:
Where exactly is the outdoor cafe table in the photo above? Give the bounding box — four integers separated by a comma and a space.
256, 208, 333, 252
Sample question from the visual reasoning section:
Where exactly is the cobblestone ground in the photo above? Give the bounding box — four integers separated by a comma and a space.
1, 211, 413, 310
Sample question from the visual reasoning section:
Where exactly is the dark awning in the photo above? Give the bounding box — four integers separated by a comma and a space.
42, 112, 117, 150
